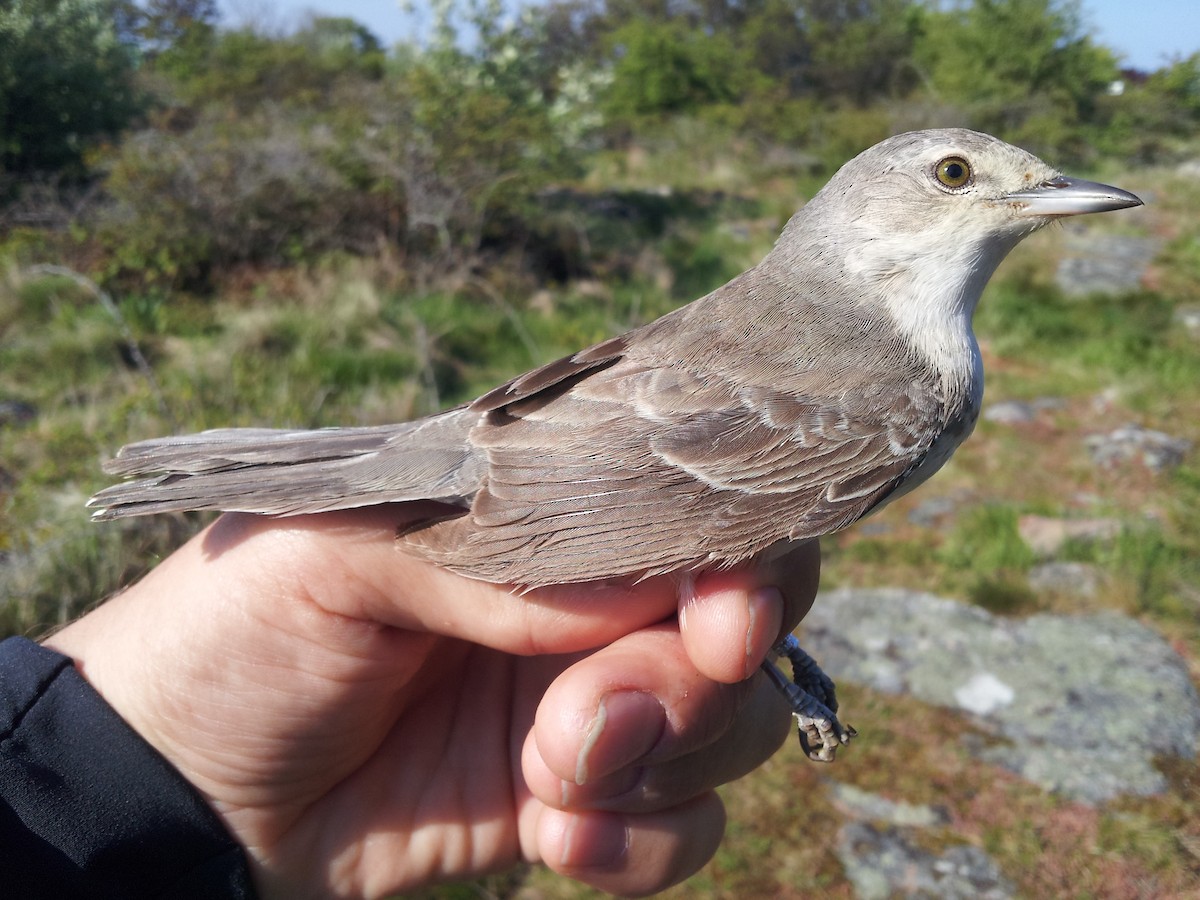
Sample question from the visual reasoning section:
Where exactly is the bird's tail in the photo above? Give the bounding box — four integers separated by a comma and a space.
88, 410, 483, 520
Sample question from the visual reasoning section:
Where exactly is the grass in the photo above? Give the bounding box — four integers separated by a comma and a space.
2, 152, 1198, 895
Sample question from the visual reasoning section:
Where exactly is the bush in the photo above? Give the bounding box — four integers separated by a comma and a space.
603, 20, 748, 120
0, 0, 141, 176
96, 108, 388, 287
910, 0, 1119, 162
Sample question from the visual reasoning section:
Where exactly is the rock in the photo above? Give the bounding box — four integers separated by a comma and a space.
983, 400, 1035, 425
802, 588, 1200, 804
1027, 561, 1102, 598
1055, 231, 1160, 297
1017, 514, 1121, 557
829, 782, 947, 828
837, 823, 1014, 900
1085, 424, 1191, 472
856, 520, 894, 537
983, 397, 1065, 425
954, 672, 1015, 715
907, 493, 965, 526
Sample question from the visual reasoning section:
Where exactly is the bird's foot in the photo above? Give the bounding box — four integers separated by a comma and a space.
762, 634, 856, 762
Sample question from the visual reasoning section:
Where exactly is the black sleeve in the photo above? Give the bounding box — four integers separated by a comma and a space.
0, 637, 257, 899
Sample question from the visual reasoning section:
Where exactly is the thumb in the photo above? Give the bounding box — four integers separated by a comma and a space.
201, 507, 686, 656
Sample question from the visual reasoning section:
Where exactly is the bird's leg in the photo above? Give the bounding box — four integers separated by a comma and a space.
761, 634, 856, 762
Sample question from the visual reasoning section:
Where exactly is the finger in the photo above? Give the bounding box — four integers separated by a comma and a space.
526, 670, 789, 814
198, 508, 685, 657
530, 625, 747, 785
679, 577, 783, 685
756, 538, 823, 631
534, 792, 726, 897
524, 623, 788, 806
679, 539, 821, 683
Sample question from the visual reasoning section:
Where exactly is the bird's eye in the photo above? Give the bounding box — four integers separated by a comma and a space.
935, 156, 972, 189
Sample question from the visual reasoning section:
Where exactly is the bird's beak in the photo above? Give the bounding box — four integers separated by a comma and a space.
1005, 176, 1143, 217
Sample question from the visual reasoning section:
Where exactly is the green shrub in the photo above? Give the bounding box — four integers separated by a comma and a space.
0, 0, 141, 176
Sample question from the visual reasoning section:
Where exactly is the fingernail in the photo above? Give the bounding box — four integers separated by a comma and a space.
746, 586, 785, 678
574, 691, 664, 786
560, 812, 629, 870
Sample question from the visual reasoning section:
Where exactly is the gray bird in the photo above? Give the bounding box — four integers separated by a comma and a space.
89, 129, 1142, 760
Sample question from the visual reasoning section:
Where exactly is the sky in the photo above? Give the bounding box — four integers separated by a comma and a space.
220, 0, 1199, 74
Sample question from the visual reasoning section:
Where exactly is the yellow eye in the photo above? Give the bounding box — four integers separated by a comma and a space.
935, 156, 971, 189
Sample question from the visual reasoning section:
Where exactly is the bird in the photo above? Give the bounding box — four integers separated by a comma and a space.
89, 129, 1143, 760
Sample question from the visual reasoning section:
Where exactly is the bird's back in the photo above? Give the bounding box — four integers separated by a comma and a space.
398, 269, 964, 585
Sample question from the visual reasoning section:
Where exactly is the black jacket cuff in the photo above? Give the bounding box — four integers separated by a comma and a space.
0, 636, 256, 898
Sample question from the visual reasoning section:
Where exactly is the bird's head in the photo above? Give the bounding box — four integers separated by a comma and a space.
799, 128, 1142, 252
765, 128, 1142, 386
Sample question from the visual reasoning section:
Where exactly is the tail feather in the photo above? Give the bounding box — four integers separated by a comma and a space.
102, 425, 408, 475
89, 412, 484, 520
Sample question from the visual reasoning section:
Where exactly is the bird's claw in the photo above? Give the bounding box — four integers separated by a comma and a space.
763, 634, 856, 762
796, 710, 858, 762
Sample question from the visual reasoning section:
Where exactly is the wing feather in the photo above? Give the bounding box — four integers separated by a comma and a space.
402, 359, 953, 585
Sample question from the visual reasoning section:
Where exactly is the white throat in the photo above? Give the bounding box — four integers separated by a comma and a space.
847, 232, 1014, 407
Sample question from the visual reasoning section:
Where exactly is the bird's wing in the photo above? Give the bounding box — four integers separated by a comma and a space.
470, 334, 629, 412
401, 361, 944, 585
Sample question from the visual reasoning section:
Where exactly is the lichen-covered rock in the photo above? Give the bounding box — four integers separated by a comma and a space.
1085, 424, 1191, 472
802, 588, 1200, 804
837, 822, 1014, 899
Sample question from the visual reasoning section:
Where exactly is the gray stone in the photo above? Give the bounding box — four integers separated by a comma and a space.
983, 397, 1065, 425
829, 782, 948, 828
1085, 424, 1191, 472
1017, 514, 1121, 557
856, 520, 895, 537
802, 588, 1200, 804
907, 494, 963, 526
983, 400, 1036, 424
1055, 231, 1160, 297
1028, 561, 1102, 598
837, 822, 1014, 900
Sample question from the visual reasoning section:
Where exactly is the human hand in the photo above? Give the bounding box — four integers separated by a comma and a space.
46, 507, 820, 898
